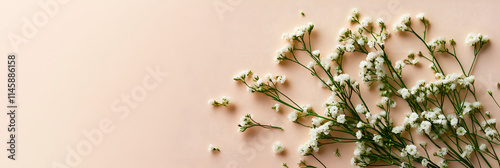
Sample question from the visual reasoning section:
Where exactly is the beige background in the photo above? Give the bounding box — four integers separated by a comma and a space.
0, 0, 499, 167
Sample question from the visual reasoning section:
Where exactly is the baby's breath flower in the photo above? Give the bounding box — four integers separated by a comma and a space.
273, 141, 285, 154
416, 13, 425, 21
356, 130, 363, 139
421, 158, 429, 167
480, 144, 488, 151
337, 114, 346, 124
456, 127, 467, 136
209, 96, 231, 106
392, 126, 405, 134
373, 134, 382, 144
360, 17, 372, 27
209, 144, 220, 152
272, 103, 280, 112
327, 52, 339, 61
288, 111, 301, 122
405, 144, 419, 157
307, 61, 316, 69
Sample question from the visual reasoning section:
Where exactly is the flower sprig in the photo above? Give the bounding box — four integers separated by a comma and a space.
213, 9, 497, 168
238, 114, 283, 132
208, 96, 231, 107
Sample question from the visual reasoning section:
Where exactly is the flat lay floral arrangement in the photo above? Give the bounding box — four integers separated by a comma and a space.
209, 9, 498, 168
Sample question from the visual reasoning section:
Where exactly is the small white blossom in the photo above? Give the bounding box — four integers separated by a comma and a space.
307, 61, 316, 69
421, 158, 428, 167
405, 144, 419, 157
312, 118, 324, 127
355, 104, 367, 114
337, 114, 346, 124
373, 134, 382, 144
398, 88, 411, 99
208, 99, 215, 105
312, 50, 320, 57
288, 111, 300, 122
327, 52, 339, 61
276, 75, 286, 84
272, 103, 280, 112
272, 141, 285, 153
360, 17, 372, 27
392, 126, 405, 134
209, 144, 220, 152
480, 144, 488, 151
456, 127, 467, 136
356, 130, 363, 139
416, 13, 425, 21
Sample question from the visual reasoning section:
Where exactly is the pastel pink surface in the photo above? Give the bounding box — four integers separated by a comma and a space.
0, 0, 499, 168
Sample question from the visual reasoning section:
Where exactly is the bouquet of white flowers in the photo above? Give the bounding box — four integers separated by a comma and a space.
210, 9, 496, 168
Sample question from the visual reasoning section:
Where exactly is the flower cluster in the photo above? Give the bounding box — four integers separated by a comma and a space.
282, 22, 314, 42
359, 51, 386, 83
465, 33, 489, 46
208, 96, 231, 106
213, 9, 497, 168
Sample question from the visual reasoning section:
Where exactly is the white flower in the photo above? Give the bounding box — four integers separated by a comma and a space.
480, 144, 487, 151
436, 148, 448, 157
485, 127, 498, 140
461, 144, 474, 158
239, 114, 253, 127
373, 134, 382, 143
327, 52, 339, 61
272, 103, 280, 112
357, 38, 365, 45
337, 114, 346, 124
416, 13, 425, 21
404, 112, 419, 127
482, 118, 496, 127
420, 121, 432, 135
405, 144, 419, 157
356, 130, 363, 139
312, 50, 320, 57
392, 126, 405, 134
355, 104, 367, 114
209, 144, 219, 151
208, 99, 216, 105
367, 40, 375, 48
345, 43, 355, 52
465, 33, 480, 46
288, 111, 300, 122
334, 74, 352, 86
395, 60, 405, 70
312, 118, 324, 127
357, 122, 364, 128
450, 117, 458, 127
400, 14, 411, 24
360, 17, 372, 27
321, 59, 331, 70
275, 44, 292, 64
339, 27, 349, 36
421, 158, 428, 167
233, 70, 252, 80
276, 75, 286, 84
307, 61, 316, 69
377, 18, 384, 25
221, 96, 231, 104
272, 141, 285, 153
457, 127, 467, 136
398, 88, 411, 99
440, 159, 448, 168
